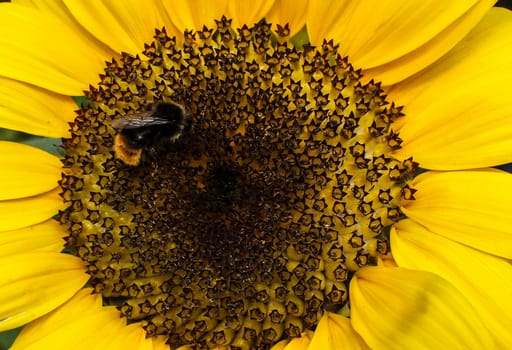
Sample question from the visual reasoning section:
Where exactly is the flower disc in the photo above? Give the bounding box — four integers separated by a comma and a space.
59, 17, 416, 349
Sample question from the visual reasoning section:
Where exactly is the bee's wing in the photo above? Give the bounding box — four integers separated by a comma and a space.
111, 112, 172, 130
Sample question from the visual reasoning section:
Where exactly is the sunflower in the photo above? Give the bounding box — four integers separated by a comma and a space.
1, 0, 511, 349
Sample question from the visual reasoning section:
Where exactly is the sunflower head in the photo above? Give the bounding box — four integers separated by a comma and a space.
58, 16, 416, 349
3, 2, 511, 350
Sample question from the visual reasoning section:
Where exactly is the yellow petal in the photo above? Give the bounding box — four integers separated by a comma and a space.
13, 0, 90, 30
64, 0, 178, 55
307, 312, 369, 350
226, 0, 275, 28
270, 331, 314, 350
10, 288, 120, 349
19, 0, 176, 57
8, 0, 37, 6
0, 3, 115, 95
265, 0, 309, 36
307, 1, 494, 84
391, 219, 512, 348
11, 288, 167, 350
401, 170, 512, 258
0, 142, 61, 200
350, 266, 494, 349
0, 78, 75, 137
271, 340, 288, 350
362, 0, 495, 85
93, 324, 169, 350
0, 253, 87, 331
376, 253, 398, 268
0, 220, 65, 255
12, 0, 67, 13
163, 0, 228, 32
0, 188, 64, 232
389, 8, 512, 169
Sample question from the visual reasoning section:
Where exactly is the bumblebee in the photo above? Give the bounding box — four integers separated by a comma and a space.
111, 102, 189, 166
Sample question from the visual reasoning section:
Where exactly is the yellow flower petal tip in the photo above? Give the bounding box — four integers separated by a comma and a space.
392, 219, 512, 347
0, 142, 61, 201
0, 3, 114, 95
389, 7, 512, 169
350, 266, 495, 349
0, 220, 66, 256
0, 187, 66, 232
0, 78, 76, 137
402, 170, 512, 258
308, 312, 369, 349
0, 253, 88, 332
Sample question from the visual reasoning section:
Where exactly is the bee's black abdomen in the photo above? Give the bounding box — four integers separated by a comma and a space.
154, 102, 184, 123
121, 126, 162, 148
